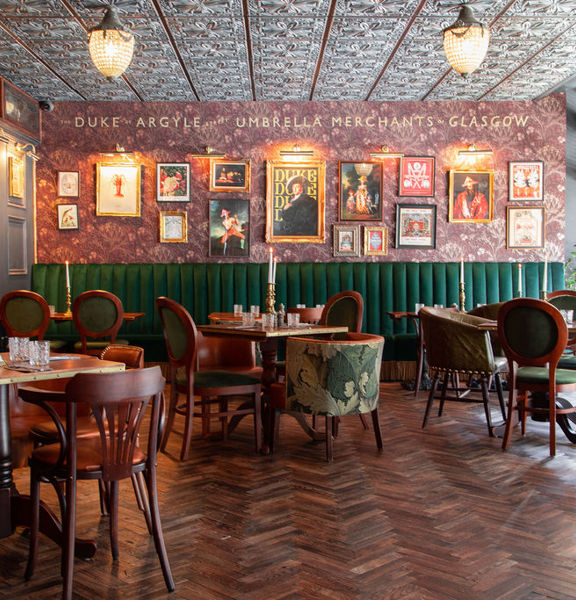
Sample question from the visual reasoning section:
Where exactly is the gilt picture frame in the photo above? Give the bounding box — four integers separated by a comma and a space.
399, 156, 435, 197
159, 210, 187, 243
333, 224, 361, 257
338, 161, 382, 221
209, 160, 250, 192
448, 170, 494, 223
364, 226, 388, 256
96, 162, 141, 217
8, 156, 24, 199
509, 161, 544, 201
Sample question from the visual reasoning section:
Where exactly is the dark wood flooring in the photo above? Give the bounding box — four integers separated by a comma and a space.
2, 383, 576, 599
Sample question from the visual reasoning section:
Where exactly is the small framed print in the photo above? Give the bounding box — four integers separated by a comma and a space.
448, 170, 494, 223
57, 204, 79, 230
157, 163, 189, 202
399, 156, 435, 197
338, 161, 382, 221
96, 162, 141, 217
509, 161, 544, 201
364, 226, 388, 256
57, 171, 79, 197
159, 211, 187, 243
210, 160, 250, 192
506, 206, 545, 249
395, 204, 437, 249
209, 199, 249, 257
8, 156, 23, 198
333, 224, 360, 257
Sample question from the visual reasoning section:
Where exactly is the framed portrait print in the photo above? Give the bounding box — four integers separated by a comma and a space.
506, 206, 545, 249
364, 226, 388, 256
157, 163, 189, 202
57, 204, 79, 230
96, 162, 141, 217
209, 160, 250, 192
8, 156, 23, 199
57, 171, 79, 197
2, 80, 40, 138
159, 211, 187, 243
265, 160, 325, 243
448, 170, 494, 223
333, 224, 360, 257
399, 156, 435, 197
395, 204, 437, 249
509, 161, 544, 201
338, 161, 382, 221
209, 199, 249, 257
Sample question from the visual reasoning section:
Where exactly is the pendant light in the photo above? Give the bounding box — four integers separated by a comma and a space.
88, 7, 135, 80
443, 4, 490, 77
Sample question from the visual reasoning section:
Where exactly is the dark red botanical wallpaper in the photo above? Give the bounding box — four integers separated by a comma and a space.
36, 96, 565, 263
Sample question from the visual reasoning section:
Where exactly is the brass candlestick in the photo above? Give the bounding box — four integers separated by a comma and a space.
540, 290, 548, 301
64, 286, 72, 317
459, 282, 466, 312
265, 283, 276, 314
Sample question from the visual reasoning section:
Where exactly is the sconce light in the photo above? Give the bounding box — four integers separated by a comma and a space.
279, 145, 315, 158
443, 4, 490, 77
88, 7, 135, 80
458, 144, 493, 157
369, 145, 404, 159
99, 143, 134, 158
188, 146, 226, 159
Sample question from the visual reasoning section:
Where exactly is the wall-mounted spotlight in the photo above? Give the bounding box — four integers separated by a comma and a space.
369, 145, 404, 159
279, 145, 315, 158
458, 144, 493, 157
99, 143, 135, 158
188, 146, 226, 159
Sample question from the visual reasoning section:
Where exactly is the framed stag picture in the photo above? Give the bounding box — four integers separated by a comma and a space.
506, 206, 545, 249
209, 160, 250, 192
96, 162, 141, 217
209, 199, 250, 257
364, 226, 388, 256
338, 161, 382, 221
333, 224, 360, 257
509, 161, 544, 201
265, 160, 325, 243
159, 211, 187, 243
157, 163, 189, 202
448, 170, 494, 223
399, 156, 435, 197
395, 204, 437, 249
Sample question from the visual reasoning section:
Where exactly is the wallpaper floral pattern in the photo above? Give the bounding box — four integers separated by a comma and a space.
36, 96, 565, 264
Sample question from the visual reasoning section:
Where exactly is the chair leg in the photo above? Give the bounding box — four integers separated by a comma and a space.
180, 392, 195, 461
132, 472, 152, 535
253, 391, 263, 453
438, 373, 450, 416
332, 416, 340, 438
371, 408, 383, 451
98, 480, 110, 516
25, 470, 40, 581
145, 466, 175, 592
494, 374, 506, 421
549, 386, 557, 457
502, 387, 517, 451
414, 334, 425, 396
480, 378, 494, 437
358, 414, 369, 430
109, 480, 120, 561
160, 387, 178, 452
62, 470, 77, 600
325, 416, 333, 462
520, 393, 527, 435
422, 373, 440, 429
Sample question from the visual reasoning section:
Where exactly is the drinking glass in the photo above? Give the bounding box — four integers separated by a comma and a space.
287, 313, 300, 327
561, 309, 574, 324
36, 341, 50, 368
261, 313, 275, 328
233, 304, 243, 316
48, 305, 56, 316
242, 312, 255, 327
414, 303, 425, 312
296, 304, 305, 309
250, 305, 260, 318
434, 304, 444, 309
8, 337, 20, 363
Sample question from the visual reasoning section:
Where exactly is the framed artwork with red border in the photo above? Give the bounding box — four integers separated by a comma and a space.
363, 226, 388, 256
509, 161, 544, 201
399, 156, 435, 197
338, 161, 382, 221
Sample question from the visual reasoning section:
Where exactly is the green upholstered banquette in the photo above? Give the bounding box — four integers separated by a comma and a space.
31, 262, 562, 367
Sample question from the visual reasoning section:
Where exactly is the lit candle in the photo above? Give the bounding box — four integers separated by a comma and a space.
542, 256, 548, 292
268, 247, 274, 284
518, 263, 523, 297
65, 260, 70, 289
460, 257, 464, 285
272, 257, 277, 284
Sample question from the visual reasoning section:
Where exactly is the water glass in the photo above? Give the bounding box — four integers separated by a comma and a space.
287, 313, 300, 327
261, 313, 275, 328
233, 304, 243, 317
434, 304, 444, 309
561, 309, 574, 324
9, 337, 29, 363
36, 341, 50, 368
242, 312, 255, 327
48, 305, 56, 316
414, 303, 425, 313
250, 305, 260, 317
296, 304, 305, 309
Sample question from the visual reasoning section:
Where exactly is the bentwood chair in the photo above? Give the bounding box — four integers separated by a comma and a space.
547, 290, 576, 365
320, 290, 364, 338
24, 367, 174, 599
419, 307, 506, 436
268, 333, 384, 461
157, 296, 262, 460
498, 298, 576, 456
72, 290, 129, 356
286, 306, 323, 324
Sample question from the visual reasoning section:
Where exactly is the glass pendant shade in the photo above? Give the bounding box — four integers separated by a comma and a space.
443, 5, 489, 77
88, 7, 135, 80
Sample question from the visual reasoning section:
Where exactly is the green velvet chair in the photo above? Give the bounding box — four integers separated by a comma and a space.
547, 290, 576, 368
156, 296, 262, 460
72, 290, 129, 355
320, 290, 364, 338
498, 298, 576, 456
467, 301, 507, 359
269, 333, 384, 462
419, 307, 506, 436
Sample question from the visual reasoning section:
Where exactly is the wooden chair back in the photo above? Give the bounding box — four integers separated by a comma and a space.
156, 296, 198, 372
320, 290, 363, 334
547, 290, 576, 346
100, 344, 144, 369
286, 307, 322, 324
0, 290, 50, 339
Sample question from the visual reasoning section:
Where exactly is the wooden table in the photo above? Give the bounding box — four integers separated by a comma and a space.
51, 312, 145, 322
0, 354, 125, 554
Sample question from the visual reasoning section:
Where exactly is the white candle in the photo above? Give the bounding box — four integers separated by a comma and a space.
268, 247, 274, 284
542, 257, 548, 292
518, 263, 523, 297
65, 260, 70, 288
272, 257, 277, 284
460, 257, 464, 285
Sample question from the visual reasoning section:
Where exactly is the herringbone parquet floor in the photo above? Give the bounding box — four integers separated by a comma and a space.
2, 383, 576, 599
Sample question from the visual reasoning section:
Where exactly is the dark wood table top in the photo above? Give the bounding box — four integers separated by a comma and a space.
51, 312, 145, 322
198, 322, 348, 340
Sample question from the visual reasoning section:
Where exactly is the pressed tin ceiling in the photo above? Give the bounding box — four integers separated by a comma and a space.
0, 0, 576, 104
